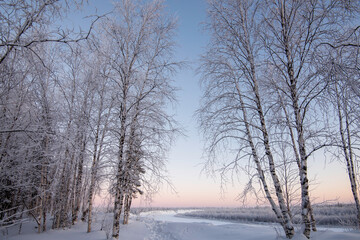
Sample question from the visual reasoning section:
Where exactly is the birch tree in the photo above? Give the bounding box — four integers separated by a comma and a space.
99, 1, 179, 239
84, 34, 115, 233
200, 0, 360, 238
51, 44, 93, 229
262, 1, 360, 237
0, 0, 102, 230
199, 0, 294, 237
322, 8, 360, 227
333, 75, 360, 228
0, 36, 59, 231
324, 44, 360, 228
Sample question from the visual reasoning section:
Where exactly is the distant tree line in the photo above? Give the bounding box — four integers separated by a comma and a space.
198, 0, 360, 239
0, 0, 180, 239
182, 204, 357, 226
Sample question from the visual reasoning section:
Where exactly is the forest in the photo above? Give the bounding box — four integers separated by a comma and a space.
0, 0, 180, 239
0, 0, 360, 240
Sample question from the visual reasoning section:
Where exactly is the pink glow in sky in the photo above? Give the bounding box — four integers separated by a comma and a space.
131, 156, 354, 208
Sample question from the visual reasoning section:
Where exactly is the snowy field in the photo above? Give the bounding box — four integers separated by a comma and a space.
2, 210, 360, 240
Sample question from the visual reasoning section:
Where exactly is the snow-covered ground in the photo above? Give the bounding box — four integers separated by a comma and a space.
2, 210, 360, 240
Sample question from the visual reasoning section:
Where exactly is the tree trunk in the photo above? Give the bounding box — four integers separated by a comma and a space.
253, 86, 294, 238
235, 82, 293, 238
123, 194, 132, 225
278, 91, 316, 232
53, 149, 70, 229
73, 133, 86, 225
112, 99, 127, 240
70, 154, 78, 227
335, 83, 360, 229
87, 86, 112, 232
112, 192, 124, 239
37, 195, 42, 233
87, 148, 98, 233
235, 5, 295, 236
81, 181, 88, 222
279, 2, 312, 237
289, 62, 311, 240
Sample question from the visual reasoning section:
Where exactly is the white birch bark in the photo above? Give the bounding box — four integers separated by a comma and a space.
235, 82, 285, 231
112, 103, 127, 240
201, 0, 295, 237
266, 1, 317, 237
335, 82, 360, 228
123, 194, 132, 225
87, 78, 113, 232
277, 91, 317, 231
247, 63, 294, 238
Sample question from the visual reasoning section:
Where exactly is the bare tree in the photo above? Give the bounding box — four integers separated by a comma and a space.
0, 0, 97, 65
324, 46, 360, 228
0, 36, 59, 232
0, 0, 179, 236
199, 0, 360, 238
199, 0, 295, 238
51, 44, 94, 229
84, 36, 115, 233
0, 0, 103, 231
261, 1, 359, 237
95, 1, 179, 239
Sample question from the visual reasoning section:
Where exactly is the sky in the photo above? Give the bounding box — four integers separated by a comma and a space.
73, 0, 355, 208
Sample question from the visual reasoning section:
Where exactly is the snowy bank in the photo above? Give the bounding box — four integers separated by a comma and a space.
2, 210, 360, 240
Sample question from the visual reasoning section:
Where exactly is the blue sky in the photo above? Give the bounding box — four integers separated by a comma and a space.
74, 0, 353, 207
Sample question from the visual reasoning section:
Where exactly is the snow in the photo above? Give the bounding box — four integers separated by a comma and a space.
2, 210, 360, 240
2, 221, 105, 240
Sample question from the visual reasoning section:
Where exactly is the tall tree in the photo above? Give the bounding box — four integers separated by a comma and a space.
325, 45, 360, 228
199, 0, 294, 237
0, 0, 98, 230
262, 0, 359, 237
199, 0, 360, 238
98, 1, 179, 239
